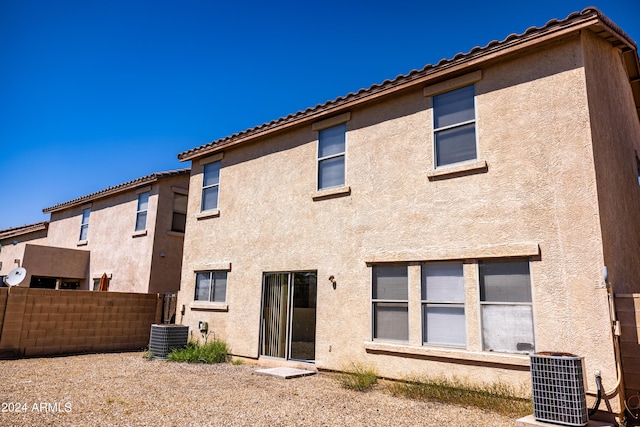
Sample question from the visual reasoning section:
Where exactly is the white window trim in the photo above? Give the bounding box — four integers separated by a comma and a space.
313, 113, 351, 193
201, 160, 221, 213
424, 71, 483, 171
432, 85, 479, 169
421, 262, 466, 348
371, 264, 410, 343
194, 270, 228, 304
135, 191, 150, 232
477, 258, 536, 354
79, 207, 90, 242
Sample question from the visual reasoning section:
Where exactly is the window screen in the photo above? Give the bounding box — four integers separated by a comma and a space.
433, 85, 477, 167
479, 259, 534, 353
372, 264, 408, 341
422, 262, 465, 346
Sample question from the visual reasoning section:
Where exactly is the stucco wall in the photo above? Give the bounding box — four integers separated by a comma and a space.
178, 35, 619, 399
44, 174, 188, 293
582, 30, 640, 295
47, 188, 156, 292
22, 244, 89, 286
581, 29, 640, 404
0, 228, 48, 278
148, 176, 189, 294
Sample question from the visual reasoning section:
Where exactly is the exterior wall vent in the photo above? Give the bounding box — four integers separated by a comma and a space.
149, 324, 189, 359
530, 352, 588, 426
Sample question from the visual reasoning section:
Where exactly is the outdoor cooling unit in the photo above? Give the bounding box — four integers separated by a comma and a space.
530, 352, 588, 427
149, 324, 189, 359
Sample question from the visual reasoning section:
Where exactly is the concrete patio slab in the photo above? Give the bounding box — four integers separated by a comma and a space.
255, 367, 317, 379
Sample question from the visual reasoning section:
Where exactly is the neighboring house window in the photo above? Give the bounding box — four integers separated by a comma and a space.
422, 262, 465, 347
372, 264, 408, 341
172, 193, 188, 233
202, 161, 220, 211
195, 270, 227, 303
479, 259, 534, 353
92, 279, 100, 291
79, 208, 90, 241
317, 123, 346, 190
433, 84, 477, 167
135, 192, 150, 231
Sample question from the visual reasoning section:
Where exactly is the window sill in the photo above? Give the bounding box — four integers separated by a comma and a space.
197, 210, 220, 220
364, 341, 530, 368
427, 160, 488, 181
312, 185, 351, 201
166, 230, 185, 237
77, 240, 88, 247
132, 230, 147, 238
189, 301, 228, 311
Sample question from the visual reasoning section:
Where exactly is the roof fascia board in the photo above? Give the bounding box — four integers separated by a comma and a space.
43, 176, 159, 213
180, 12, 636, 162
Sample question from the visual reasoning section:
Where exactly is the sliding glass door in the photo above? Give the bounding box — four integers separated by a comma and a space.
261, 271, 317, 362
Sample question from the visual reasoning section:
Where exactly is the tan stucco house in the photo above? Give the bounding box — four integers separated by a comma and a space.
0, 169, 190, 294
176, 8, 639, 416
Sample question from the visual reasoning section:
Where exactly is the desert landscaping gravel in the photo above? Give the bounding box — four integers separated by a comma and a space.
0, 352, 516, 426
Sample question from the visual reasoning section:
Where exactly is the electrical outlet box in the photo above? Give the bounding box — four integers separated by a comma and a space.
198, 321, 208, 333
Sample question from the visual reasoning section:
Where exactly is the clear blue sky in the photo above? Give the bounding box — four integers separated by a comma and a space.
0, 0, 638, 230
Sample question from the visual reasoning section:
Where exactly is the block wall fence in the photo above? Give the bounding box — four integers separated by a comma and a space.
0, 287, 163, 358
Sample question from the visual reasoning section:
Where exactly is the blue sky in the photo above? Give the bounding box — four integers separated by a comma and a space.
0, 0, 638, 230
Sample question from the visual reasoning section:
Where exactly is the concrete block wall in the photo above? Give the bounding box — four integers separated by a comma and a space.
0, 287, 162, 358
617, 294, 640, 400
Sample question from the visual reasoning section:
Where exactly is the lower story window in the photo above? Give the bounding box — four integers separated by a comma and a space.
372, 264, 408, 341
195, 271, 227, 303
479, 259, 534, 353
422, 262, 465, 347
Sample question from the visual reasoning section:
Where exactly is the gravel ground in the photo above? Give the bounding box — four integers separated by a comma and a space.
0, 352, 516, 426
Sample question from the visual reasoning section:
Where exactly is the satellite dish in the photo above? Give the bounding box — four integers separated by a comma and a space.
4, 267, 27, 286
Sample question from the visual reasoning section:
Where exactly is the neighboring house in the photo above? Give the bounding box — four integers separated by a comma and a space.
0, 169, 190, 294
176, 7, 640, 414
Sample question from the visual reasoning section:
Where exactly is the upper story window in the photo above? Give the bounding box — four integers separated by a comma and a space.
317, 123, 346, 190
195, 270, 227, 303
479, 258, 534, 354
79, 208, 90, 241
135, 192, 150, 231
372, 264, 408, 342
172, 193, 188, 233
422, 262, 465, 347
202, 161, 220, 212
433, 85, 477, 167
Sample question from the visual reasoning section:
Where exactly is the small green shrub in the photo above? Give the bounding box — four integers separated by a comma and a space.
339, 362, 378, 391
387, 376, 532, 417
231, 358, 244, 365
167, 340, 229, 364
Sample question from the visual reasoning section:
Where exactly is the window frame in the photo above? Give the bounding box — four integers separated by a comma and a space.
421, 261, 466, 348
371, 263, 409, 343
317, 122, 347, 191
135, 191, 150, 232
79, 208, 90, 241
201, 161, 221, 212
478, 258, 535, 354
194, 270, 228, 303
171, 192, 188, 233
432, 84, 478, 168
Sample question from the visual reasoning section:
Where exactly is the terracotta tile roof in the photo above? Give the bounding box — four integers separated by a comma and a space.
42, 168, 191, 213
0, 221, 49, 241
178, 7, 639, 162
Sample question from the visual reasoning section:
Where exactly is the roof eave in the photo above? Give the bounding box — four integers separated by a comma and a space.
179, 10, 639, 163
42, 168, 190, 214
